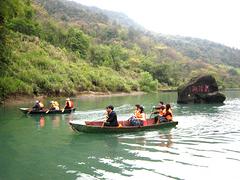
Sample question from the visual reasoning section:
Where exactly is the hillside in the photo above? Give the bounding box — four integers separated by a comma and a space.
0, 0, 240, 101
155, 35, 240, 67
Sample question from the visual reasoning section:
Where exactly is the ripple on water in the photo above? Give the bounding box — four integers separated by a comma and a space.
62, 97, 240, 180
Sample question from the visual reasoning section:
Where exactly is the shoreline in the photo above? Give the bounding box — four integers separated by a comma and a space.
76, 91, 146, 98
1, 91, 146, 106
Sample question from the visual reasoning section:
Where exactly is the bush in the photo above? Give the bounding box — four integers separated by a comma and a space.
138, 72, 158, 92
7, 18, 41, 36
0, 77, 32, 100
66, 28, 90, 59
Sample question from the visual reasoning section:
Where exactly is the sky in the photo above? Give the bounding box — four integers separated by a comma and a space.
73, 0, 240, 49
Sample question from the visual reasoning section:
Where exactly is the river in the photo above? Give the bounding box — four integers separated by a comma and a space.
0, 91, 240, 180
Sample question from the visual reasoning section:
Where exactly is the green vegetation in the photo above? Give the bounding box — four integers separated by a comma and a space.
1, 0, 240, 101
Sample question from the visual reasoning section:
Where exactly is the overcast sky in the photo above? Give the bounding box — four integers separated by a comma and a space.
73, 0, 240, 49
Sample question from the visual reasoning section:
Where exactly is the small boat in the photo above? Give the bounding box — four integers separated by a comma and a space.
69, 119, 178, 133
19, 107, 75, 114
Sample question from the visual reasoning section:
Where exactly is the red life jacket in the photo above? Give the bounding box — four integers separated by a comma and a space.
66, 100, 74, 108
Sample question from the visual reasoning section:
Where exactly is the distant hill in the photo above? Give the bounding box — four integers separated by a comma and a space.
36, 0, 143, 29
37, 0, 240, 67
155, 34, 240, 67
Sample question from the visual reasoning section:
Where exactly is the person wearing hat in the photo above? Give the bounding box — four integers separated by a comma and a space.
64, 98, 74, 109
32, 100, 44, 111
103, 105, 118, 127
49, 101, 60, 110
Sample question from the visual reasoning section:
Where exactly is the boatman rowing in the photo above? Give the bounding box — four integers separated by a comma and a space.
103, 105, 119, 127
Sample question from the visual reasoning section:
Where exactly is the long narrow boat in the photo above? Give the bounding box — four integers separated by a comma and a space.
69, 119, 178, 133
19, 107, 75, 114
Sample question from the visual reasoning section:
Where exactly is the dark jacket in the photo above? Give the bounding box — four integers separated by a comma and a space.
107, 111, 118, 126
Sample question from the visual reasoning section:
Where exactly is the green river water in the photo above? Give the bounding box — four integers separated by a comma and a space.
0, 91, 240, 180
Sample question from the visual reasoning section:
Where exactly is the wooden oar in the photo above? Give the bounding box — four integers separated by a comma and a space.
62, 108, 65, 113
45, 109, 50, 114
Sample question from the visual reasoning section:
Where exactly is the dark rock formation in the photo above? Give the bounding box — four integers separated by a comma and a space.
177, 75, 226, 104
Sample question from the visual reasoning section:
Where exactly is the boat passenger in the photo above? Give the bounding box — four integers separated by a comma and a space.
137, 106, 146, 121
153, 105, 165, 123
32, 100, 44, 111
162, 104, 173, 122
129, 106, 146, 126
128, 104, 140, 121
104, 105, 119, 127
49, 101, 60, 110
134, 104, 141, 117
64, 98, 74, 109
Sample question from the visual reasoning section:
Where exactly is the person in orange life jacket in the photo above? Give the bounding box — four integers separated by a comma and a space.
32, 100, 44, 111
129, 106, 146, 126
161, 104, 173, 122
134, 104, 141, 118
153, 105, 165, 123
128, 104, 140, 123
137, 106, 146, 121
64, 98, 74, 109
104, 105, 119, 127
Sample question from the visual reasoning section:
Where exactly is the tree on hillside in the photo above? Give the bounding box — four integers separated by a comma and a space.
66, 28, 90, 59
0, 0, 31, 75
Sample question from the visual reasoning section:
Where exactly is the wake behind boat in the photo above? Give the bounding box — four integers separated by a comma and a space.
69, 119, 178, 133
19, 107, 75, 114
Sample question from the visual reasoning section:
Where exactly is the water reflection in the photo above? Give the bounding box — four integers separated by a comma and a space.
157, 133, 173, 148
39, 115, 45, 128
27, 114, 74, 129
51, 115, 60, 128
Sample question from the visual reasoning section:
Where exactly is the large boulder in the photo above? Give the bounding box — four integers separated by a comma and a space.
177, 75, 226, 104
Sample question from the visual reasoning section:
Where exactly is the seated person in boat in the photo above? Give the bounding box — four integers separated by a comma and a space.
104, 105, 119, 127
128, 104, 141, 120
134, 104, 141, 117
32, 100, 44, 111
129, 106, 146, 126
49, 101, 60, 110
64, 98, 74, 109
161, 104, 173, 122
152, 105, 165, 124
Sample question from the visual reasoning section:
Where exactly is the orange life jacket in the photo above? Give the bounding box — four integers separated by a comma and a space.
136, 112, 146, 121
135, 110, 142, 118
159, 109, 164, 116
164, 109, 173, 121
66, 100, 74, 108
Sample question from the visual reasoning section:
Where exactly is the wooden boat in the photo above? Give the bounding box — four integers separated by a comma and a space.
19, 107, 75, 114
69, 119, 178, 133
